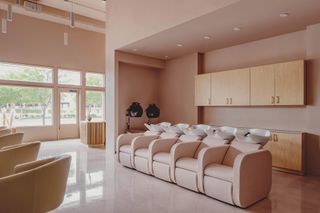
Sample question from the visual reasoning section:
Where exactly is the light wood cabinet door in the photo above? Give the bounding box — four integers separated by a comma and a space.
195, 74, 211, 106
264, 132, 304, 173
274, 60, 305, 105
229, 68, 250, 106
250, 65, 275, 105
211, 71, 231, 106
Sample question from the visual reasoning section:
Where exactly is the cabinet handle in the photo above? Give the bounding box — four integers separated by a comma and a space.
273, 134, 278, 142
226, 98, 229, 104
272, 96, 275, 104
276, 96, 280, 104
230, 98, 232, 105
208, 98, 211, 105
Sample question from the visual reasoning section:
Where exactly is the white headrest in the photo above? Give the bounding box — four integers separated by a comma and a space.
144, 130, 161, 136
205, 126, 235, 141
159, 132, 179, 139
144, 122, 172, 133
159, 122, 171, 128
179, 134, 201, 142
163, 123, 189, 135
192, 124, 211, 131
234, 128, 271, 147
182, 127, 207, 138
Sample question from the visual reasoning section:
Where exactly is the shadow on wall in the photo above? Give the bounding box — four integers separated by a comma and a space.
306, 134, 320, 176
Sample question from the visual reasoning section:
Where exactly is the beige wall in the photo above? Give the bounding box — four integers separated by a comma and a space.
159, 53, 199, 125
0, 12, 105, 72
106, 0, 240, 151
118, 62, 160, 134
0, 13, 105, 142
199, 27, 320, 176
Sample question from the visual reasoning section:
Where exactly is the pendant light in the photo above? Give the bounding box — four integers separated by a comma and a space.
7, 4, 13, 22
2, 11, 7, 34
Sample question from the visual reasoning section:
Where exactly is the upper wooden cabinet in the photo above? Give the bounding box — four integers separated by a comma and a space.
211, 68, 250, 106
195, 73, 211, 106
251, 60, 305, 106
195, 60, 305, 107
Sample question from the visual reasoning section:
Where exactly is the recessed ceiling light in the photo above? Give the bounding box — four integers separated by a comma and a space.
203, 36, 211, 40
177, 44, 183, 47
132, 48, 138, 51
233, 27, 241, 31
279, 13, 289, 18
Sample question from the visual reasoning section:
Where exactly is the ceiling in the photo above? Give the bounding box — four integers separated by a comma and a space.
39, 0, 106, 21
120, 0, 320, 59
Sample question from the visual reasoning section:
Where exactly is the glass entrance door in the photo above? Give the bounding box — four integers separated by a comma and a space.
58, 88, 80, 139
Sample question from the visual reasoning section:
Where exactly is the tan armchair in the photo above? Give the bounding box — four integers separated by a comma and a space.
0, 128, 12, 137
0, 155, 71, 213
0, 133, 24, 149
201, 129, 272, 208
149, 134, 201, 182
0, 142, 40, 178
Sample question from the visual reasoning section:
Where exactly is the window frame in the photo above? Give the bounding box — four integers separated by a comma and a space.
85, 72, 105, 88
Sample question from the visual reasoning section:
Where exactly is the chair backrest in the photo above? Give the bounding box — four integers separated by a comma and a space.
0, 133, 24, 149
16, 155, 71, 213
159, 132, 178, 139
0, 142, 40, 178
144, 130, 162, 136
194, 126, 236, 158
222, 128, 270, 167
0, 129, 11, 137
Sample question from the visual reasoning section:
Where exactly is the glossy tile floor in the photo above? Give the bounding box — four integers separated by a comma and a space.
39, 140, 320, 213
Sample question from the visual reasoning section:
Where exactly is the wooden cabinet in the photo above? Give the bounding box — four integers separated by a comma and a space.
80, 121, 106, 147
264, 131, 305, 175
274, 60, 305, 105
250, 65, 275, 105
211, 68, 250, 106
194, 60, 305, 107
195, 74, 211, 106
250, 60, 305, 106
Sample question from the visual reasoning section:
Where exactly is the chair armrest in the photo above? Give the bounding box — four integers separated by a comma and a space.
149, 138, 178, 155
233, 150, 272, 208
0, 141, 40, 151
170, 141, 201, 182
116, 133, 143, 153
132, 135, 159, 152
197, 145, 229, 193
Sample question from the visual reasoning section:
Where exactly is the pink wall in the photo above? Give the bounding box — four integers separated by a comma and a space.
0, 13, 105, 73
201, 28, 320, 176
118, 63, 160, 133
159, 53, 199, 125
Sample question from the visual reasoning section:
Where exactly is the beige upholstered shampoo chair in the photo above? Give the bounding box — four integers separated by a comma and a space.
172, 126, 235, 192
0, 142, 40, 178
116, 122, 171, 168
201, 129, 272, 208
0, 155, 71, 213
0, 132, 24, 149
149, 125, 202, 182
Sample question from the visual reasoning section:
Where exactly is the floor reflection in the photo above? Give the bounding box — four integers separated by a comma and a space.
39, 140, 320, 213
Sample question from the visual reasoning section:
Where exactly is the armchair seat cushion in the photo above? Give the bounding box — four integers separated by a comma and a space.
176, 157, 198, 172
153, 152, 170, 164
135, 148, 149, 158
119, 145, 132, 154
204, 164, 233, 182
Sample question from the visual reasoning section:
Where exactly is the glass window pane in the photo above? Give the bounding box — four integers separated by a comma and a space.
86, 72, 104, 87
60, 92, 77, 124
0, 62, 52, 83
0, 86, 52, 127
86, 91, 104, 121
58, 70, 81, 85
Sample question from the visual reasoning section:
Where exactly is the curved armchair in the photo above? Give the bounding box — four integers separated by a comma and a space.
202, 139, 272, 208
0, 133, 24, 149
0, 129, 12, 137
149, 134, 200, 182
0, 142, 40, 178
132, 132, 178, 174
0, 155, 71, 213
172, 136, 234, 191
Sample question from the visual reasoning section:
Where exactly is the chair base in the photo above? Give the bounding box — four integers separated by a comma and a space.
153, 161, 172, 182
175, 168, 199, 192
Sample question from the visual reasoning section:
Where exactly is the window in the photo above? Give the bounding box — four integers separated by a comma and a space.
0, 62, 52, 83
86, 72, 104, 87
0, 86, 53, 127
60, 91, 78, 124
86, 91, 104, 121
58, 69, 81, 86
